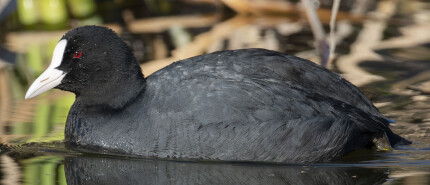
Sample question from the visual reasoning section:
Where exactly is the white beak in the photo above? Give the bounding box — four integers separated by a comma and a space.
25, 39, 68, 99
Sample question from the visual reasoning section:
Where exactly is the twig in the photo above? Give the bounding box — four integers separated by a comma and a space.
301, 0, 325, 40
301, 0, 329, 67
328, 0, 341, 64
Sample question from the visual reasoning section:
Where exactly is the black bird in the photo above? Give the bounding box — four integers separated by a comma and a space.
25, 25, 409, 163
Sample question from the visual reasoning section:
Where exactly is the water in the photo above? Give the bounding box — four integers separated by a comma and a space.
1, 142, 429, 184
1, 0, 430, 184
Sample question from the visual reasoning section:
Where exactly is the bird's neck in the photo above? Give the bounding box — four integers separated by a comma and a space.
75, 70, 146, 110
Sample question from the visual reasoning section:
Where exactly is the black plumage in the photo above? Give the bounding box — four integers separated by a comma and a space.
28, 26, 410, 163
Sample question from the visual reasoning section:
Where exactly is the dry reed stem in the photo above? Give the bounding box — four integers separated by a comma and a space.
6, 24, 122, 53
6, 31, 65, 52
153, 36, 168, 60
301, 0, 325, 41
141, 15, 254, 76
220, 0, 260, 14
5, 6, 364, 53
127, 14, 221, 33
221, 0, 364, 23
0, 69, 11, 143
301, 0, 329, 66
221, 0, 298, 15
328, 0, 341, 64
312, 9, 364, 24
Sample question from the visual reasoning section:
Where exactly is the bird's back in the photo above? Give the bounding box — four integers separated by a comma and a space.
66, 49, 399, 162
150, 49, 381, 114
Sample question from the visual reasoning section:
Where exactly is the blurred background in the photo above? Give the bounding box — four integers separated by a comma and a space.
0, 0, 429, 184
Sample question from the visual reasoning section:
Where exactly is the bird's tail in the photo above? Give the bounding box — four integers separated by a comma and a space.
385, 128, 411, 146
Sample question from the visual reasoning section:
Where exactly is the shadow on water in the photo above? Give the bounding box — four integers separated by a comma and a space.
0, 149, 391, 185
64, 156, 389, 185
1, 143, 429, 185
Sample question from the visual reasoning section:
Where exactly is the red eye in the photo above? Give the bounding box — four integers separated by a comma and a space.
73, 51, 82, 58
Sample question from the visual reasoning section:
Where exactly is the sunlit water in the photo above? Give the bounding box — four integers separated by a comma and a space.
1, 0, 430, 184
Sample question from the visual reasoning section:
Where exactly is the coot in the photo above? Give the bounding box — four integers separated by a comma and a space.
25, 26, 409, 163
